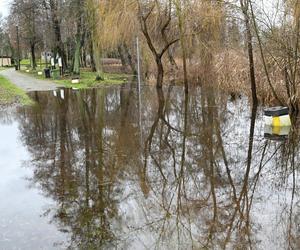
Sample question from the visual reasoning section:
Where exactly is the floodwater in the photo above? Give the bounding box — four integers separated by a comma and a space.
0, 84, 299, 249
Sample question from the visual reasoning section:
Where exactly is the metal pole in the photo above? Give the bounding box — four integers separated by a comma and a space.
16, 26, 20, 70
136, 36, 141, 92
1, 49, 3, 67
136, 36, 142, 145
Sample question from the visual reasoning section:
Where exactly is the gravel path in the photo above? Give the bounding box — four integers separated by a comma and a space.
0, 68, 62, 91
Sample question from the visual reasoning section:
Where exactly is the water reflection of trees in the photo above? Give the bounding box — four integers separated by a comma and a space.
16, 85, 300, 249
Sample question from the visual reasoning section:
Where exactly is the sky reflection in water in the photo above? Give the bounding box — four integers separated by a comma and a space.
0, 84, 298, 250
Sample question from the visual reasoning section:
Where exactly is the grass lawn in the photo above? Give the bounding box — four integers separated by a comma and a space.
57, 71, 129, 88
0, 67, 13, 71
20, 59, 31, 65
0, 75, 33, 106
20, 58, 46, 67
21, 68, 130, 88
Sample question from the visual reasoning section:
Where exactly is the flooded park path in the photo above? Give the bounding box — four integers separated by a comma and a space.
0, 68, 61, 91
0, 83, 299, 249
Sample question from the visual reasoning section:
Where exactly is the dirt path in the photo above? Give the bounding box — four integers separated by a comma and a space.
0, 68, 62, 91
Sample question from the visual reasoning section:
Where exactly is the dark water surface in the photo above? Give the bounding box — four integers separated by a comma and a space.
0, 84, 298, 249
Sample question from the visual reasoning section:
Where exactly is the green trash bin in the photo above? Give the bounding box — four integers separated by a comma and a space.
51, 69, 60, 80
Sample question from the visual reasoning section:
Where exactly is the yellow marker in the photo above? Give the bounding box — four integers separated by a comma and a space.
264, 107, 291, 141
273, 116, 281, 127
272, 126, 281, 135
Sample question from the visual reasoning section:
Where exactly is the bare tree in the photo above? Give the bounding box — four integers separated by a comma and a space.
137, 0, 179, 88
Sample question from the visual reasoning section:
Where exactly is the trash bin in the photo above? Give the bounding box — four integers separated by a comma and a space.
44, 68, 51, 78
51, 69, 60, 80
15, 65, 18, 70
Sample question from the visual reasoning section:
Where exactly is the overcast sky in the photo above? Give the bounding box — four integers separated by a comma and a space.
0, 0, 11, 18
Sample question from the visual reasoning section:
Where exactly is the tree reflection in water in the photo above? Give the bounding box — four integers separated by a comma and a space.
16, 84, 300, 249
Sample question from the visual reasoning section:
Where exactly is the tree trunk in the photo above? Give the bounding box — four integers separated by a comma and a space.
241, 0, 258, 105
94, 45, 103, 75
156, 57, 164, 88
90, 39, 96, 72
138, 2, 179, 89
174, 0, 188, 93
245, 14, 257, 104
118, 43, 136, 74
167, 47, 178, 71
123, 43, 136, 74
82, 46, 87, 67
118, 45, 127, 72
49, 0, 67, 71
73, 36, 81, 75
30, 42, 37, 69
72, 0, 84, 75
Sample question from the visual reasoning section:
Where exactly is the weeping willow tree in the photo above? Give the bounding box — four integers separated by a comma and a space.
184, 1, 224, 82
93, 0, 139, 76
91, 0, 180, 86
88, 0, 226, 87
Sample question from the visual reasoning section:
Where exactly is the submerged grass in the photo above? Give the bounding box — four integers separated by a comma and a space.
0, 75, 33, 106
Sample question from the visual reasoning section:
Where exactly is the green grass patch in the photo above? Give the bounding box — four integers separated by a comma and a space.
21, 68, 130, 88
0, 75, 33, 106
0, 66, 13, 71
56, 71, 129, 89
20, 58, 46, 65
20, 59, 48, 72
20, 59, 31, 65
